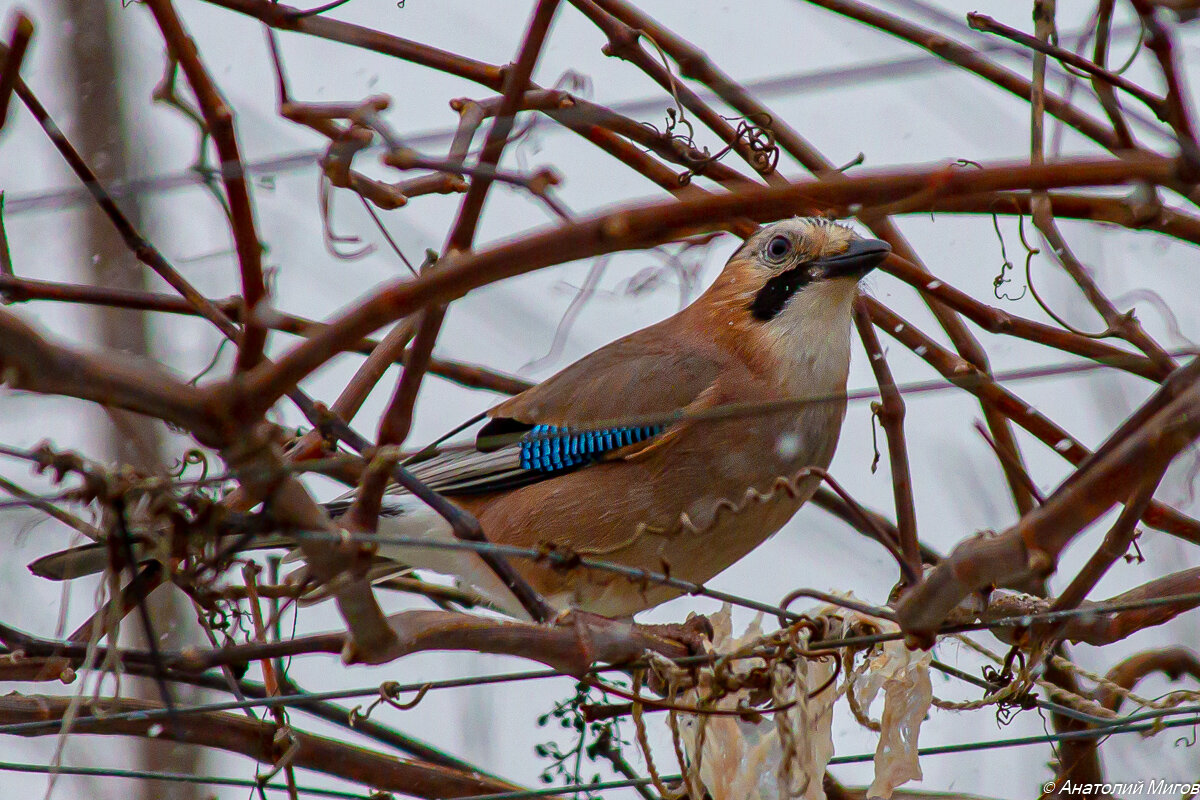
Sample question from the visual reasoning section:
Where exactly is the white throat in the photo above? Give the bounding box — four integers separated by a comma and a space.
759, 278, 858, 395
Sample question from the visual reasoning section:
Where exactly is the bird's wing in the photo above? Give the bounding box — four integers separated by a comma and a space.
363, 320, 727, 498
488, 318, 723, 425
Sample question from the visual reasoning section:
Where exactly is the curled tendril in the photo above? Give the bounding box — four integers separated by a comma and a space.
168, 449, 210, 481
287, 0, 356, 19
665, 107, 697, 148
189, 336, 232, 386
203, 595, 255, 638
205, 606, 230, 632
731, 113, 779, 174
639, 108, 707, 166
991, 207, 1027, 302
981, 647, 1037, 726
379, 681, 432, 711
1026, 223, 1118, 340
639, 109, 779, 184
349, 681, 432, 725
869, 402, 883, 474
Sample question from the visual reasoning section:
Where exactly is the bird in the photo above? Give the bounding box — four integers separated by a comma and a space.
30, 218, 890, 620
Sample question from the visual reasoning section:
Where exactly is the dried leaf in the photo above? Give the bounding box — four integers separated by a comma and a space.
673, 601, 932, 800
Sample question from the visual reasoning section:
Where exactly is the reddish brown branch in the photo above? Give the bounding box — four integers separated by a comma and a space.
852, 297, 920, 581
1065, 568, 1200, 646
1044, 469, 1164, 633
588, 0, 830, 175
0, 11, 32, 130
0, 309, 221, 443
0, 50, 242, 341
443, 89, 753, 190
888, 217, 1042, 518
0, 693, 528, 799
0, 609, 688, 676
1130, 0, 1200, 176
967, 12, 1166, 119
0, 272, 531, 395
228, 0, 703, 198
201, 0, 504, 90
0, 656, 74, 684
369, 3, 560, 458
911, 190, 1200, 247
68, 563, 165, 643
145, 0, 269, 371
376, 308, 443, 450
952, 572, 1200, 649
571, 0, 780, 180
800, 0, 1122, 153
334, 319, 420, 426
233, 155, 1179, 417
1031, 207, 1177, 376
865, 299, 1200, 545
449, 2, 561, 252
896, 371, 1200, 640
345, 1, 563, 631
1100, 647, 1200, 712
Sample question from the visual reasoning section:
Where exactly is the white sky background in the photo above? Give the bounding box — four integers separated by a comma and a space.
2, 0, 1200, 797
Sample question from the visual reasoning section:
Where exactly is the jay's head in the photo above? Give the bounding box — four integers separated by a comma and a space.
730, 217, 890, 322
700, 218, 891, 378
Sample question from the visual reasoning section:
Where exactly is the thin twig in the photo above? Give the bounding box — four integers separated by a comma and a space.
967, 12, 1165, 119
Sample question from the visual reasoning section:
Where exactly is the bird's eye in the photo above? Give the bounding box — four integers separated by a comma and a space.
765, 235, 791, 263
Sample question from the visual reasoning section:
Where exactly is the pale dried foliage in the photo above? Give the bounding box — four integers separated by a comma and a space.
667, 604, 932, 800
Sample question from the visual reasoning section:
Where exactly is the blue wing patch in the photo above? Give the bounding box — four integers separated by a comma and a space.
519, 424, 663, 473
390, 420, 668, 495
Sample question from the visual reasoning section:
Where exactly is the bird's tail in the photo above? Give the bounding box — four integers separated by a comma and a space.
27, 533, 296, 581
365, 493, 528, 618
27, 494, 529, 619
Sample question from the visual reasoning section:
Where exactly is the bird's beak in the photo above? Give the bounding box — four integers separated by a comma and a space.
815, 238, 891, 280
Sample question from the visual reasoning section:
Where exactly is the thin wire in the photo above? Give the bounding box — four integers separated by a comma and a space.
0, 14, 1189, 798
4, 348, 1189, 515
0, 24, 1161, 216
295, 529, 867, 622
5, 588, 1200, 736
0, 669, 565, 736
448, 710, 1200, 800
0, 452, 366, 496
830, 709, 1200, 762
0, 760, 369, 798
287, 0, 356, 18
30, 706, 1198, 800
303, 530, 1200, 639
415, 348, 1200, 455
929, 659, 1104, 725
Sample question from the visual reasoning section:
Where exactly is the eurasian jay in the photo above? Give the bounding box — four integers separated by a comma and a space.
31, 218, 890, 619
334, 217, 890, 617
